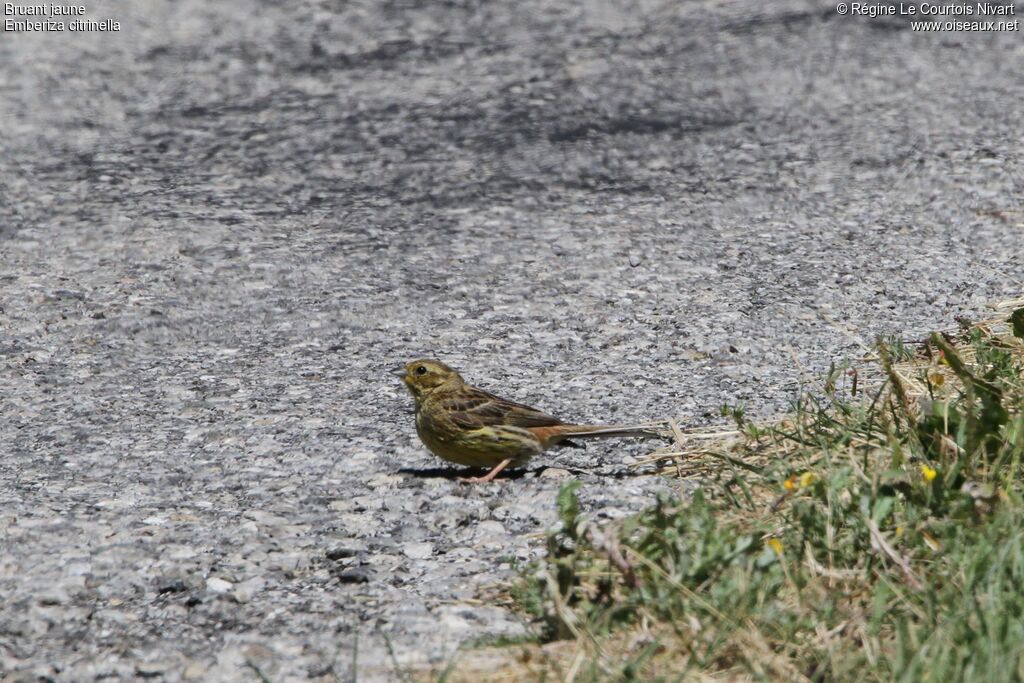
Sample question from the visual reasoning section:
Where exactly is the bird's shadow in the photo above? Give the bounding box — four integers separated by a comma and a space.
397, 466, 532, 481
397, 463, 637, 481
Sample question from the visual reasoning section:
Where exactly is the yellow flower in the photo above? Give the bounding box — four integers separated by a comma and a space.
767, 538, 784, 555
921, 464, 938, 482
784, 472, 817, 490
929, 372, 945, 387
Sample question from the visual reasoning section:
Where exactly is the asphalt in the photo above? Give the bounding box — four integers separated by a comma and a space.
1, 0, 1022, 680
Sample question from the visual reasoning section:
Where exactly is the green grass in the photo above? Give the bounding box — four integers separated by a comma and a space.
499, 300, 1024, 682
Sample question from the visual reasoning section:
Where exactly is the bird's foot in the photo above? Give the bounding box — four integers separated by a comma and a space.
457, 458, 513, 484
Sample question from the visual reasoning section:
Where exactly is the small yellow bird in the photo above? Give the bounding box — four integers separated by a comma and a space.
394, 359, 665, 483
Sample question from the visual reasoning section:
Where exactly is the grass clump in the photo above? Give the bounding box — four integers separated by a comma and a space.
506, 298, 1024, 682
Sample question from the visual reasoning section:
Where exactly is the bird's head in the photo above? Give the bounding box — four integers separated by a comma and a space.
393, 359, 464, 399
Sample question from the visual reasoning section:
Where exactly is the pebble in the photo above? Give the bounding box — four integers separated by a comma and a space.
136, 662, 168, 678
540, 467, 573, 479
205, 578, 233, 594
402, 542, 434, 560
157, 579, 188, 595
325, 547, 362, 561
343, 568, 375, 586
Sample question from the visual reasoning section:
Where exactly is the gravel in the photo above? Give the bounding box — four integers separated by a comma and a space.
1, 0, 1022, 680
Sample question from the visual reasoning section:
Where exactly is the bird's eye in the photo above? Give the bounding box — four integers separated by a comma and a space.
416, 366, 428, 375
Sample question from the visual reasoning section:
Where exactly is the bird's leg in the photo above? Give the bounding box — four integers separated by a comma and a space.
459, 458, 513, 484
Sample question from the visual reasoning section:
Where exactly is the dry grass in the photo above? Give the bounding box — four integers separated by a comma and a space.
424, 295, 1024, 683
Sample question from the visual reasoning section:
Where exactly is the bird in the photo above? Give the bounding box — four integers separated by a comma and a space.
393, 359, 666, 483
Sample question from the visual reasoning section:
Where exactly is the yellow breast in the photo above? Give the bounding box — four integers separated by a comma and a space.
415, 408, 542, 468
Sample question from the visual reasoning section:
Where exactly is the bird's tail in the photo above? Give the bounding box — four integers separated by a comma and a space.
531, 423, 669, 448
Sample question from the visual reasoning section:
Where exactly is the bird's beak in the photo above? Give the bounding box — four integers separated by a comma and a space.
390, 366, 407, 378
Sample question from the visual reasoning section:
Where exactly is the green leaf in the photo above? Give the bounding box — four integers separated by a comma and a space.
1011, 307, 1024, 338
557, 481, 583, 534
733, 535, 755, 555
873, 496, 895, 523
755, 547, 778, 568
881, 469, 909, 484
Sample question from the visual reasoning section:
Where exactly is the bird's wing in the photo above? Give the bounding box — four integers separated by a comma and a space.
440, 388, 563, 430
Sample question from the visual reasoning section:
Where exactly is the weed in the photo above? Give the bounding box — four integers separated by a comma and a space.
505, 300, 1024, 682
